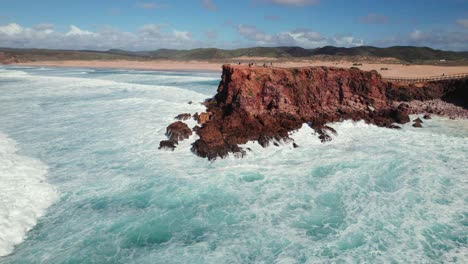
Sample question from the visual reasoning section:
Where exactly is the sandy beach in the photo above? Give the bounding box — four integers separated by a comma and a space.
13, 59, 468, 78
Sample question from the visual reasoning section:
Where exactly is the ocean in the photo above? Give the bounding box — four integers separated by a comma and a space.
0, 66, 466, 263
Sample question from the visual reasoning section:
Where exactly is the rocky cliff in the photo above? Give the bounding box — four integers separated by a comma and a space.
162, 65, 467, 160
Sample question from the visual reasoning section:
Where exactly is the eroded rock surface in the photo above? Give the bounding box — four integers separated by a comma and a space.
162, 65, 467, 159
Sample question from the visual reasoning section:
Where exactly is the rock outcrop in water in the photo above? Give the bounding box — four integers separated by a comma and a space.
161, 65, 467, 159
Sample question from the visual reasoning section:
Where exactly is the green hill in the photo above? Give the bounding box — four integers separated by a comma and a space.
1, 46, 468, 64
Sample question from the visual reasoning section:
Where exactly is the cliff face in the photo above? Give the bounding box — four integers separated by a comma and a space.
193, 66, 390, 159
387, 78, 468, 107
164, 65, 467, 160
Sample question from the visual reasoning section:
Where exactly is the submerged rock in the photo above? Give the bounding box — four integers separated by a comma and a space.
175, 113, 192, 121
159, 140, 177, 151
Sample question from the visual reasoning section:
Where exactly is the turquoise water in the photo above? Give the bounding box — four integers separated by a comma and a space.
0, 66, 467, 263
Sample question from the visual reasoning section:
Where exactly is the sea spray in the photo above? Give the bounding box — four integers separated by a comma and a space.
0, 132, 57, 257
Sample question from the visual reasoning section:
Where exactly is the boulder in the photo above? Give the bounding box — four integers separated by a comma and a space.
166, 121, 192, 142
159, 140, 177, 151
423, 114, 432, 119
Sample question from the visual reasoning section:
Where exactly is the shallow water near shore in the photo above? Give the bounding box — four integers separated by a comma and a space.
0, 65, 467, 263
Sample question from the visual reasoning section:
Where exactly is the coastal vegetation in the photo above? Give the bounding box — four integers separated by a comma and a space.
1, 46, 468, 64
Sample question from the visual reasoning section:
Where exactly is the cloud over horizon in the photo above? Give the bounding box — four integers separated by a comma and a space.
0, 22, 467, 51
0, 22, 366, 51
0, 23, 198, 50
236, 24, 364, 48
373, 29, 468, 51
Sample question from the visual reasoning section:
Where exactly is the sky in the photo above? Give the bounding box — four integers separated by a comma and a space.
0, 0, 467, 51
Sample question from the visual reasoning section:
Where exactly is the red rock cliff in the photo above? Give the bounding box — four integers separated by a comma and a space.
164, 65, 467, 160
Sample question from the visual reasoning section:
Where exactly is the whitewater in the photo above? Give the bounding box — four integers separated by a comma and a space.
0, 65, 466, 263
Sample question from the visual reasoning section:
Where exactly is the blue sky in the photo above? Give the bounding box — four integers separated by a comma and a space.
0, 0, 467, 51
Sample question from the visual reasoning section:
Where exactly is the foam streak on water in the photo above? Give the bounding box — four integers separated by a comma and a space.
0, 66, 466, 263
0, 132, 56, 257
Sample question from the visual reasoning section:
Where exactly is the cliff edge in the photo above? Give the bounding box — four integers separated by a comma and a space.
163, 65, 467, 160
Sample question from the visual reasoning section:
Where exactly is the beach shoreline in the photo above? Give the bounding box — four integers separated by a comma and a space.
9, 59, 468, 78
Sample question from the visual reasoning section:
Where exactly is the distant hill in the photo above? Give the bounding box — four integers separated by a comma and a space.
0, 48, 143, 63
1, 46, 468, 64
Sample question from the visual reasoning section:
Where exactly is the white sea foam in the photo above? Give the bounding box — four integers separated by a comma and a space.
0, 65, 467, 263
0, 68, 210, 101
0, 132, 57, 257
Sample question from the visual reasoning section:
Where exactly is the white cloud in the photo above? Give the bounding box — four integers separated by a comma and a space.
236, 24, 364, 48
457, 18, 468, 28
0, 23, 23, 36
66, 25, 97, 37
0, 22, 199, 50
263, 0, 320, 7
33, 23, 55, 34
409, 29, 425, 41
173, 30, 192, 41
332, 35, 365, 47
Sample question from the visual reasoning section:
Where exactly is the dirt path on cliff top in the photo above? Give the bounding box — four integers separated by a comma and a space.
13, 60, 468, 78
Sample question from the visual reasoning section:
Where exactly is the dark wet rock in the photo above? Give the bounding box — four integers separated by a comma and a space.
193, 112, 199, 121
258, 135, 271, 148
166, 121, 192, 142
412, 122, 423, 128
414, 118, 423, 123
192, 125, 201, 133
323, 125, 337, 135
394, 112, 410, 124
175, 113, 192, 121
293, 142, 299, 148
159, 140, 177, 151
388, 124, 401, 129
423, 114, 432, 119
318, 133, 333, 143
